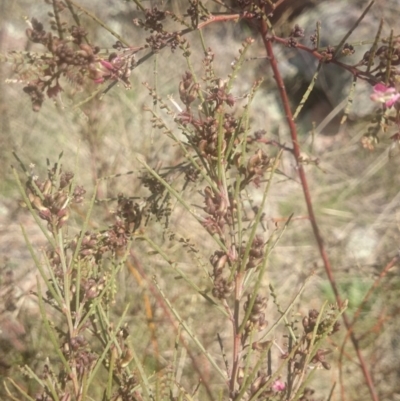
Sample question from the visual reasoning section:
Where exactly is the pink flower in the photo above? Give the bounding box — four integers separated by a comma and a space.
272, 379, 286, 392
88, 57, 131, 88
370, 83, 400, 107
89, 59, 120, 84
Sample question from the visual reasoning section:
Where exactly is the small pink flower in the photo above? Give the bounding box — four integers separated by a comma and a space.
99, 59, 115, 71
370, 83, 400, 107
89, 59, 118, 84
272, 379, 286, 392
93, 77, 105, 84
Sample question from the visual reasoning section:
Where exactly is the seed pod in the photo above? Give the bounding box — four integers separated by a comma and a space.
79, 43, 93, 56
237, 367, 244, 385
43, 179, 52, 195
32, 195, 47, 211
57, 208, 70, 227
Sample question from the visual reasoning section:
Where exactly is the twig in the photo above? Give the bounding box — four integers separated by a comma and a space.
260, 19, 380, 401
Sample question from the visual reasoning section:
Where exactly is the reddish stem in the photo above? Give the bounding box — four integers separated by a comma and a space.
272, 36, 378, 84
259, 20, 380, 401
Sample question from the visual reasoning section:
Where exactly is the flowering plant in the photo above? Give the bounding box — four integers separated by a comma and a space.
370, 83, 400, 107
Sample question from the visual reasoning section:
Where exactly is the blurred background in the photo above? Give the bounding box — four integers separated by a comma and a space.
0, 0, 400, 399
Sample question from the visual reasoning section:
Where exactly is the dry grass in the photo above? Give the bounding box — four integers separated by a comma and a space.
1, 1, 400, 400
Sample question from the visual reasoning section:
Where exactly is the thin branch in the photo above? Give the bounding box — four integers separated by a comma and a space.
259, 19, 380, 401
332, 0, 374, 58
